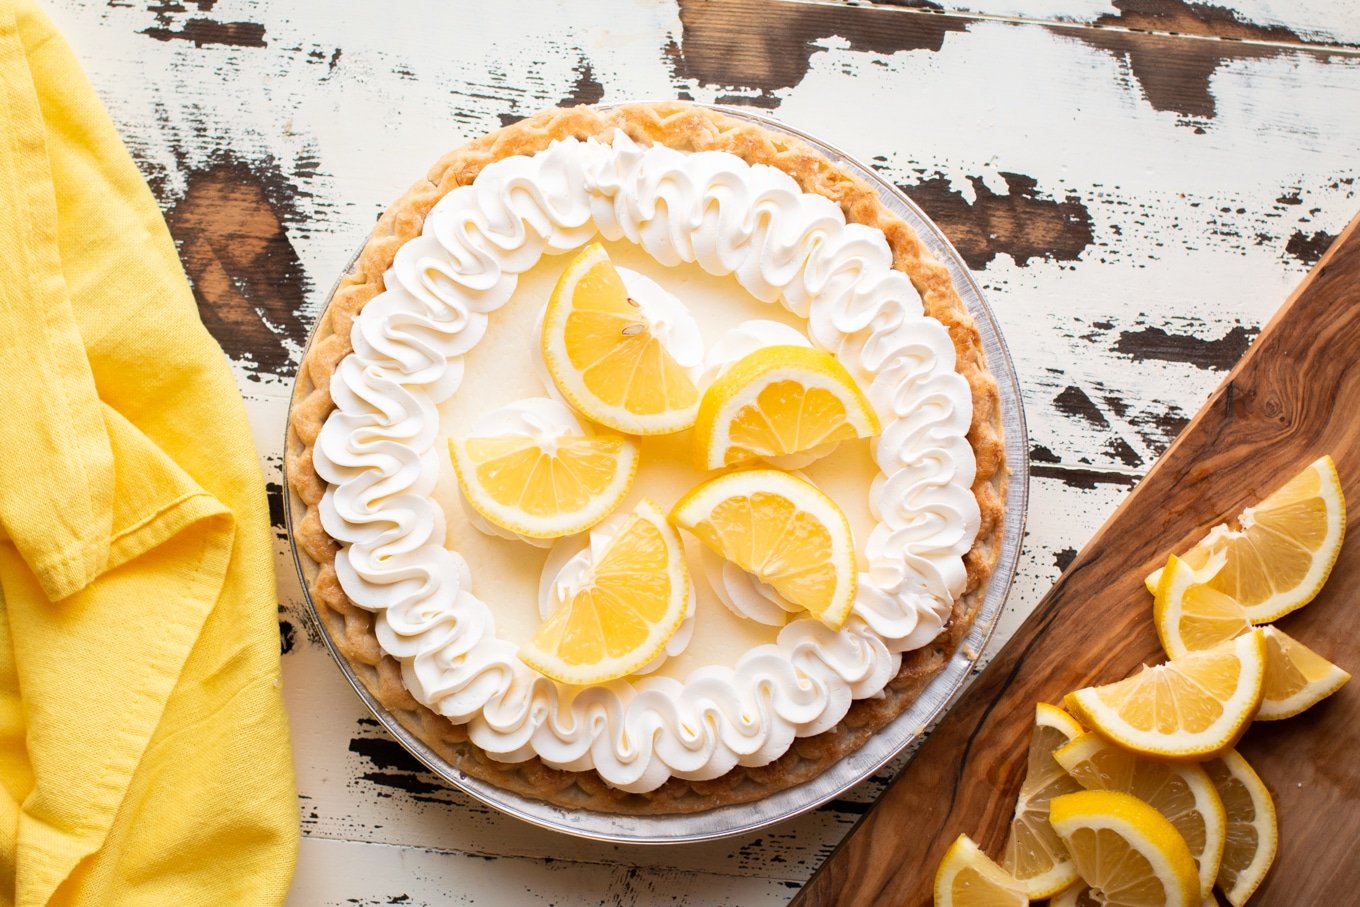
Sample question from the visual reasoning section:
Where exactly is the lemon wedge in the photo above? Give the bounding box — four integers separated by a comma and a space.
1152, 557, 1349, 720
1204, 750, 1277, 907
1064, 631, 1266, 760
1257, 625, 1350, 720
1154, 554, 1254, 659
1145, 456, 1345, 623
934, 834, 1030, 907
449, 426, 637, 540
1055, 733, 1226, 899
541, 243, 700, 434
519, 499, 688, 684
1052, 883, 1218, 907
692, 344, 879, 469
999, 704, 1086, 898
1048, 790, 1201, 907
670, 469, 855, 630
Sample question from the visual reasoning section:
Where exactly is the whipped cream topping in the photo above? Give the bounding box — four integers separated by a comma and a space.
700, 546, 800, 627
539, 516, 697, 675
312, 131, 979, 792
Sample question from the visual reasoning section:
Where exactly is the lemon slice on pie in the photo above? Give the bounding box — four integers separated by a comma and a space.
541, 243, 700, 434
692, 344, 880, 469
1204, 750, 1277, 907
999, 704, 1086, 898
670, 469, 856, 630
1055, 733, 1227, 899
449, 426, 638, 540
1144, 456, 1345, 623
934, 834, 1029, 907
1064, 631, 1266, 760
1048, 790, 1201, 907
519, 499, 689, 685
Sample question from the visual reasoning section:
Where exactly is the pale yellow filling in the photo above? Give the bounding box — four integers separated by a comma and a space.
434, 239, 880, 678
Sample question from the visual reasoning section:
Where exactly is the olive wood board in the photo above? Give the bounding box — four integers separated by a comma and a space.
793, 210, 1360, 906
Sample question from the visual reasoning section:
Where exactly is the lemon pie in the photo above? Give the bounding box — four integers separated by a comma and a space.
288, 102, 1006, 812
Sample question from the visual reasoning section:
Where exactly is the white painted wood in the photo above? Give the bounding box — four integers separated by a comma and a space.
849, 0, 1360, 46
35, 0, 1360, 902
290, 836, 798, 906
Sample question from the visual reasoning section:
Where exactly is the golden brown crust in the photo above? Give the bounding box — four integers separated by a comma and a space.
286, 102, 1007, 814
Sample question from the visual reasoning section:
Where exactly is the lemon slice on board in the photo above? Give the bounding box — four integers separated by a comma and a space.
1204, 750, 1277, 907
1144, 456, 1345, 623
519, 499, 688, 685
692, 344, 880, 470
1257, 625, 1350, 720
1055, 733, 1227, 899
1051, 883, 1217, 907
1064, 631, 1267, 760
541, 243, 700, 434
670, 469, 856, 630
1048, 790, 1201, 907
999, 704, 1086, 898
1153, 554, 1254, 659
449, 428, 638, 540
934, 834, 1029, 907
1152, 558, 1349, 720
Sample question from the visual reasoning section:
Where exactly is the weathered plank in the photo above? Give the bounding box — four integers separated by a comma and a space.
794, 215, 1360, 906
290, 836, 799, 906
865, 0, 1360, 47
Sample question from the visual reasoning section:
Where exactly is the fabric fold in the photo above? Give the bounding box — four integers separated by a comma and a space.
0, 0, 298, 904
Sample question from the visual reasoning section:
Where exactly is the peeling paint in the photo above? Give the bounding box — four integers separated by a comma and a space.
899, 172, 1093, 269
1114, 324, 1257, 370
670, 0, 965, 105
163, 159, 310, 375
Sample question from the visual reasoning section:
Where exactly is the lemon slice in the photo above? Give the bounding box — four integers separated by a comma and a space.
519, 499, 688, 684
1154, 554, 1253, 659
1152, 558, 1350, 720
1055, 733, 1227, 899
999, 704, 1086, 897
1145, 456, 1345, 622
1064, 631, 1266, 759
934, 834, 1029, 907
1204, 750, 1277, 907
692, 344, 880, 469
1048, 790, 1201, 907
1052, 883, 1217, 907
541, 243, 700, 434
1257, 625, 1351, 720
670, 469, 855, 630
449, 427, 638, 540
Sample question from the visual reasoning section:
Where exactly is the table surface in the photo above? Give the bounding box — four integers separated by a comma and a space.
44, 1, 1360, 903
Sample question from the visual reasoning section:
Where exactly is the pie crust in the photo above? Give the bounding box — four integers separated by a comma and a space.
286, 102, 1007, 814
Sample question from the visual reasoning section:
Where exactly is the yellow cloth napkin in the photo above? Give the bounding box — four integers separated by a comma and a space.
0, 1, 298, 904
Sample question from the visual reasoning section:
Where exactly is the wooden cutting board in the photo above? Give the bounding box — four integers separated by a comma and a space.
793, 210, 1360, 906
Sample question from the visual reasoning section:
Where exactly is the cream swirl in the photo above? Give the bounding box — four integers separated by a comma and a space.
699, 546, 799, 627
312, 131, 979, 792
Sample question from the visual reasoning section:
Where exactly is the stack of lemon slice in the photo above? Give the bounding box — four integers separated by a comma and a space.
450, 244, 878, 685
935, 456, 1349, 907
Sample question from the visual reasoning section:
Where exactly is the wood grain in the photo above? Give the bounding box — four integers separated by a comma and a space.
793, 210, 1360, 906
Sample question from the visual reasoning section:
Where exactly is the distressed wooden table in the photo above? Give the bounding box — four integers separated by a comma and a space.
45, 1, 1360, 903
